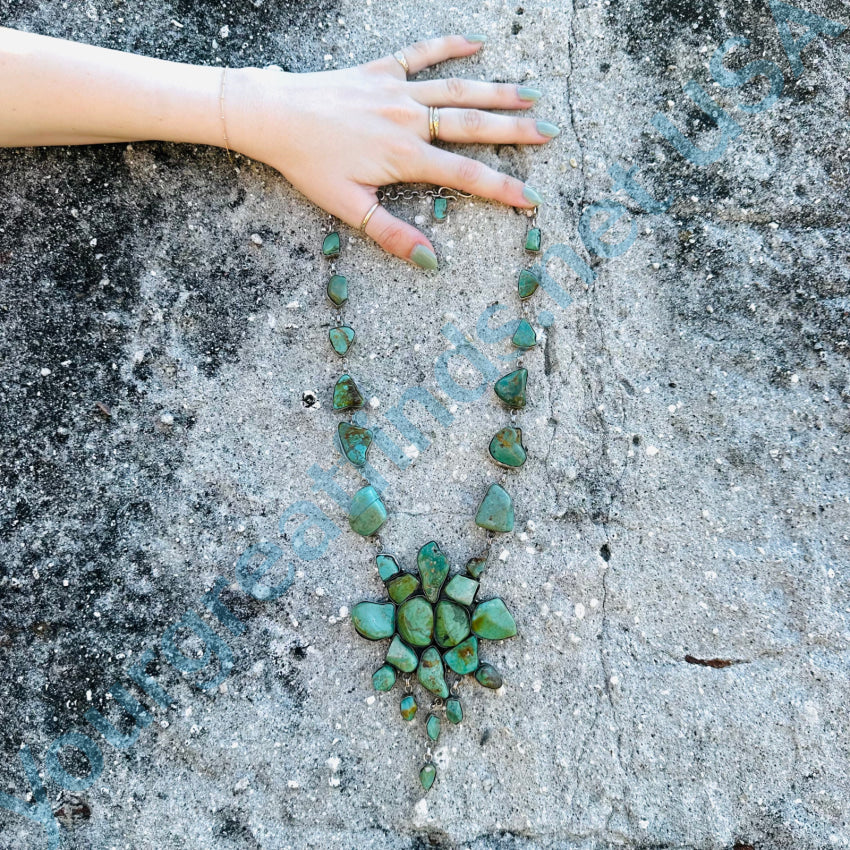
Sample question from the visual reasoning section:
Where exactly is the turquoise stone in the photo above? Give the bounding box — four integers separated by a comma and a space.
327, 274, 348, 307
443, 635, 479, 675
511, 319, 536, 350
517, 268, 540, 300
397, 597, 434, 648
417, 646, 449, 698
329, 325, 355, 356
525, 227, 542, 253
488, 427, 527, 469
386, 635, 418, 673
372, 664, 396, 691
323, 231, 340, 257
475, 662, 503, 689
333, 374, 364, 410
446, 698, 463, 725
426, 713, 441, 741
434, 600, 471, 649
348, 485, 388, 537
475, 483, 514, 533
444, 574, 479, 607
351, 601, 395, 640
465, 555, 488, 580
417, 541, 449, 603
494, 368, 528, 410
376, 553, 400, 582
387, 572, 420, 604
471, 598, 517, 640
419, 762, 436, 791
338, 422, 372, 467
433, 196, 448, 221
400, 694, 417, 721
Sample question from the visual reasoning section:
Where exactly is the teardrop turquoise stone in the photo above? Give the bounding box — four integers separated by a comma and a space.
417, 646, 449, 698
376, 553, 400, 582
433, 196, 448, 221
443, 635, 479, 675
475, 483, 514, 533
444, 574, 479, 607
494, 369, 527, 409
387, 572, 420, 604
434, 600, 470, 649
351, 601, 395, 640
329, 325, 355, 356
372, 664, 396, 691
386, 635, 418, 673
525, 227, 541, 253
419, 762, 436, 791
327, 274, 348, 306
471, 598, 517, 640
475, 662, 503, 689
518, 269, 540, 300
511, 319, 536, 350
417, 541, 449, 603
323, 231, 340, 257
338, 422, 372, 467
400, 694, 417, 721
348, 485, 388, 537
426, 713, 441, 741
333, 374, 364, 411
488, 427, 527, 469
397, 597, 434, 647
446, 698, 463, 725
465, 555, 488, 579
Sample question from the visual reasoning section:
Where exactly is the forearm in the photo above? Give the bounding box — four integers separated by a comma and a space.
0, 27, 226, 148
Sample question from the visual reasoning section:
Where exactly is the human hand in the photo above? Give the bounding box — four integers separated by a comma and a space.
225, 35, 559, 269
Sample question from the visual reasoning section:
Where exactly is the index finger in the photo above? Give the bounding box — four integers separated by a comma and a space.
363, 34, 487, 78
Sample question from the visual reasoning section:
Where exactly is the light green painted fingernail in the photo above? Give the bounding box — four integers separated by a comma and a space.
464, 34, 488, 43
518, 86, 542, 102
410, 244, 438, 270
523, 185, 544, 206
536, 120, 561, 138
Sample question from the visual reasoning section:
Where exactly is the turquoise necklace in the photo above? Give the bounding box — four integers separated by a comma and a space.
322, 187, 541, 791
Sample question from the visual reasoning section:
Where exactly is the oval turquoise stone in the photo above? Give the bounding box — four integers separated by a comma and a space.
475, 662, 503, 689
471, 598, 517, 640
475, 483, 514, 533
518, 268, 540, 300
386, 635, 418, 673
351, 601, 395, 640
397, 597, 434, 647
488, 427, 527, 469
443, 635, 479, 675
434, 600, 470, 649
444, 573, 479, 607
419, 762, 436, 791
327, 273, 348, 306
417, 541, 449, 603
417, 645, 449, 698
387, 572, 420, 604
400, 694, 417, 721
338, 422, 372, 467
333, 374, 364, 411
372, 664, 396, 691
426, 713, 441, 742
446, 698, 463, 725
329, 325, 355, 356
348, 485, 388, 537
322, 231, 340, 257
494, 368, 527, 409
511, 319, 536, 350
376, 553, 400, 582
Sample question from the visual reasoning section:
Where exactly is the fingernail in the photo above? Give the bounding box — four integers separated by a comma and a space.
464, 34, 488, 43
536, 120, 560, 138
523, 185, 544, 206
518, 86, 542, 102
410, 244, 439, 270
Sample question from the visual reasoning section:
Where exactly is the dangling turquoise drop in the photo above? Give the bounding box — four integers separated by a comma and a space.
426, 714, 441, 741
518, 268, 540, 300
433, 196, 448, 221
494, 368, 528, 409
419, 763, 436, 791
446, 698, 463, 725
475, 483, 514, 533
400, 694, 417, 721
337, 422, 372, 467
323, 231, 340, 257
333, 374, 364, 410
511, 319, 536, 350
329, 325, 355, 356
525, 227, 542, 253
327, 274, 348, 307
348, 485, 387, 537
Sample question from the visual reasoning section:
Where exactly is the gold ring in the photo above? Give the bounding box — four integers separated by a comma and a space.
429, 106, 440, 142
360, 201, 381, 232
393, 50, 409, 74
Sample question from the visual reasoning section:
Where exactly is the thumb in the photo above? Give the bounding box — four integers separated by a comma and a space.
360, 198, 439, 271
